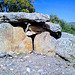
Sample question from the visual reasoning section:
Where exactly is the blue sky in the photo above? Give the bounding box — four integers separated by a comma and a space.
33, 0, 75, 22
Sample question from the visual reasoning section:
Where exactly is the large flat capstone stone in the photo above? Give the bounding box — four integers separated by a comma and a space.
0, 12, 50, 23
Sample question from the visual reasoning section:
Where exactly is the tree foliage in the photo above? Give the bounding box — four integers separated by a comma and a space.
50, 14, 60, 23
50, 14, 75, 35
59, 20, 75, 35
0, 0, 35, 13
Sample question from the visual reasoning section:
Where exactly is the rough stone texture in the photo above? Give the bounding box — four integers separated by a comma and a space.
0, 12, 62, 39
12, 27, 32, 53
34, 32, 56, 56
0, 12, 62, 56
45, 22, 61, 32
13, 27, 26, 45
0, 23, 13, 53
62, 32, 75, 42
56, 32, 75, 63
0, 12, 50, 23
0, 53, 75, 75
0, 23, 32, 53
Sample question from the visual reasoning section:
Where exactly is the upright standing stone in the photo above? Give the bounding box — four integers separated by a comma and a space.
12, 27, 32, 53
0, 23, 13, 53
34, 32, 56, 56
0, 23, 32, 53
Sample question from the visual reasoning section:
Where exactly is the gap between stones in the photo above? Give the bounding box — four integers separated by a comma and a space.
10, 21, 61, 51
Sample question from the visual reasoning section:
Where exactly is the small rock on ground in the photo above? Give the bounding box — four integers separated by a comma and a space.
0, 53, 75, 75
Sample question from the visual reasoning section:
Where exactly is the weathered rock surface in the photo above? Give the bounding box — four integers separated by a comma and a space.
0, 23, 13, 53
45, 22, 61, 32
12, 27, 32, 53
0, 23, 32, 53
0, 12, 62, 39
62, 32, 75, 41
0, 13, 75, 75
56, 32, 75, 63
0, 12, 62, 56
0, 12, 50, 23
34, 32, 56, 56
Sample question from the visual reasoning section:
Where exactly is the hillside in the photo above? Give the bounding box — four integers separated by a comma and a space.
69, 22, 75, 24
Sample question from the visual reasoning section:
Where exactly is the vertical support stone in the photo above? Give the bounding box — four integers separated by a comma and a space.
0, 23, 33, 53
0, 23, 13, 52
12, 27, 33, 53
34, 32, 56, 56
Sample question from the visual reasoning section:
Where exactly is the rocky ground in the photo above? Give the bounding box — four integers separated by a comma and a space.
0, 53, 75, 75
